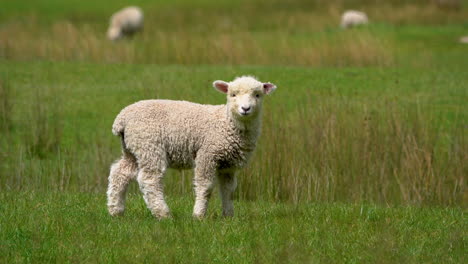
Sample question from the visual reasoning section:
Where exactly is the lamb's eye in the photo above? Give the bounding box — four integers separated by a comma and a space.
231, 94, 236, 97
255, 94, 260, 98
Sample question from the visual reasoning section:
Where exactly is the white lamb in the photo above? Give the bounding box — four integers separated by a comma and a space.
107, 76, 277, 219
340, 10, 369, 29
107, 6, 144, 41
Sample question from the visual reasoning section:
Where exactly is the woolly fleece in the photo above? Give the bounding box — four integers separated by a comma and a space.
107, 76, 277, 219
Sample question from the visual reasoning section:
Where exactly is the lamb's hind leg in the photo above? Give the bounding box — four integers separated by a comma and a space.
107, 155, 138, 216
137, 164, 171, 219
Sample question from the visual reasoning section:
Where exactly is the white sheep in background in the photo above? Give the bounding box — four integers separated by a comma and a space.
459, 36, 468, 44
340, 10, 369, 29
107, 6, 144, 41
107, 76, 277, 219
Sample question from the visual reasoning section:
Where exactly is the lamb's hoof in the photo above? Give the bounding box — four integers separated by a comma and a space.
152, 209, 172, 220
155, 214, 172, 220
222, 212, 234, 218
108, 206, 125, 217
192, 213, 206, 220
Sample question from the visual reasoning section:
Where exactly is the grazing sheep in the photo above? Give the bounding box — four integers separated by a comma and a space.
107, 76, 277, 219
459, 36, 468, 44
340, 10, 369, 29
107, 6, 144, 41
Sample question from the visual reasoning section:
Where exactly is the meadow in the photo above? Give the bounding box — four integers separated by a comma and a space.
1, 192, 465, 263
0, 0, 467, 262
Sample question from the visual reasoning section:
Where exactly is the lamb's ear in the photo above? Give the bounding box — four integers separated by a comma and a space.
213, 80, 229, 94
263, 83, 277, 95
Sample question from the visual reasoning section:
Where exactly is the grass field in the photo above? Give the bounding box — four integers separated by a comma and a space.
0, 0, 467, 263
1, 192, 466, 263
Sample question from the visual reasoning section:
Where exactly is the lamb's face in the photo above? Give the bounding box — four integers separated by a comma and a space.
107, 27, 122, 41
227, 84, 263, 118
213, 76, 276, 120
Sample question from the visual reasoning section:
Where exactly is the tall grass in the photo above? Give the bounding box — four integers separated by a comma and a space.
0, 19, 396, 67
0, 77, 12, 131
23, 85, 63, 158
0, 62, 465, 206
239, 100, 466, 205
1, 2, 467, 66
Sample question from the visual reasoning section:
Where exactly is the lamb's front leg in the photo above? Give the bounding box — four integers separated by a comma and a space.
192, 159, 216, 219
218, 171, 237, 217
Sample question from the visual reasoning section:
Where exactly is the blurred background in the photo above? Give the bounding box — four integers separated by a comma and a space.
1, 0, 467, 66
0, 0, 466, 206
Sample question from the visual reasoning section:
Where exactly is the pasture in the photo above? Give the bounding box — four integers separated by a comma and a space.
0, 0, 466, 262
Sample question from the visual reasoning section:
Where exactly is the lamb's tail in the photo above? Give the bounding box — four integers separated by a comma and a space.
112, 114, 130, 152
112, 113, 126, 136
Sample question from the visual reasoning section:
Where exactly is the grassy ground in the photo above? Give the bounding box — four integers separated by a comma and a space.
0, 0, 467, 263
0, 192, 466, 263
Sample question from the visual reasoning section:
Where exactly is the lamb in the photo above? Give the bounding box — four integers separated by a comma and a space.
340, 10, 369, 29
107, 76, 277, 219
107, 6, 144, 41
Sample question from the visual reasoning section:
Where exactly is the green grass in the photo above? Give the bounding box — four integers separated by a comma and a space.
0, 192, 465, 263
0, 0, 467, 262
0, 61, 466, 205
0, 62, 468, 205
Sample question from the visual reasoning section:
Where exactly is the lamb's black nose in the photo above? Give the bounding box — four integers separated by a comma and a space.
241, 106, 251, 111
